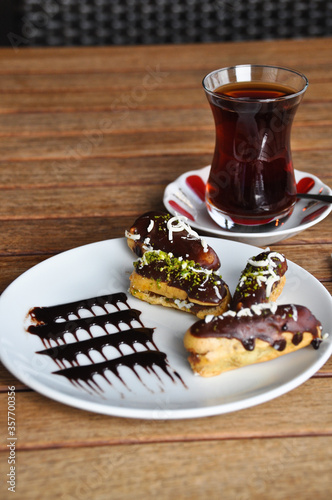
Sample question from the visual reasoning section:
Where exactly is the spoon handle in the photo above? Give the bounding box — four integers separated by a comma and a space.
297, 193, 332, 204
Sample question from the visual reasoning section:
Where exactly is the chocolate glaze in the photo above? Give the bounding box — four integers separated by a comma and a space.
28, 310, 144, 347
127, 211, 220, 270
27, 292, 187, 393
53, 351, 184, 392
231, 251, 287, 310
133, 251, 227, 305
29, 292, 128, 323
189, 304, 322, 351
36, 327, 157, 368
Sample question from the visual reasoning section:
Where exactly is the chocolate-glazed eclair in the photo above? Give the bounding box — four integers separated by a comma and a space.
129, 250, 230, 319
231, 250, 287, 311
125, 211, 220, 271
184, 303, 322, 377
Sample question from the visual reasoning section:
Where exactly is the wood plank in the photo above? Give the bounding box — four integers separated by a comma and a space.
0, 217, 130, 255
292, 149, 332, 183
0, 155, 210, 188
0, 126, 332, 163
0, 65, 331, 93
272, 243, 332, 281
0, 364, 26, 390
318, 355, 332, 374
1, 38, 332, 74
0, 82, 331, 114
0, 88, 208, 114
0, 255, 50, 292
0, 152, 330, 192
0, 378, 331, 452
0, 436, 331, 499
0, 69, 205, 92
0, 184, 165, 220
0, 109, 216, 136
0, 103, 331, 137
1, 130, 216, 162
278, 220, 332, 245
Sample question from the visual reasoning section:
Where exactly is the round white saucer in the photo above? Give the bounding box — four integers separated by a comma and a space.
163, 166, 332, 246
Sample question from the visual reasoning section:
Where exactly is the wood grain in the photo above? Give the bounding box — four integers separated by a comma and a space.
0, 38, 331, 500
1, 436, 331, 500
1, 81, 332, 113
0, 151, 331, 190
1, 104, 331, 138
0, 125, 332, 163
0, 378, 331, 452
1, 38, 332, 75
0, 64, 331, 92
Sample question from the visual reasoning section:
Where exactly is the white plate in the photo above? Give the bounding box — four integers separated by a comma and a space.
0, 237, 331, 420
163, 166, 332, 245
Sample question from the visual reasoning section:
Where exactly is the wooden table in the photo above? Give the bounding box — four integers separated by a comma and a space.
0, 38, 331, 499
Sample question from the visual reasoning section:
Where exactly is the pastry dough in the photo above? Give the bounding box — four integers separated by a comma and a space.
129, 250, 230, 319
184, 303, 322, 377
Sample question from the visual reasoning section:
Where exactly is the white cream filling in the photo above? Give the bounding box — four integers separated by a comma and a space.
174, 299, 194, 310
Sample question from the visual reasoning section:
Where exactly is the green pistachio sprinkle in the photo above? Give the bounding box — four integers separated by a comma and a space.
134, 250, 222, 288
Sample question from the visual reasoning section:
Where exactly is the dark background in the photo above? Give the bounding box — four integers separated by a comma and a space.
1, 0, 332, 48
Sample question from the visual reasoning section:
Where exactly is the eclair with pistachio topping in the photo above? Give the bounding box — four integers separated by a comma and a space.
184, 303, 322, 377
125, 211, 220, 270
231, 250, 287, 311
129, 250, 230, 318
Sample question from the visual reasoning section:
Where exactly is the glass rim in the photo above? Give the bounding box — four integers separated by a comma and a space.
202, 64, 309, 103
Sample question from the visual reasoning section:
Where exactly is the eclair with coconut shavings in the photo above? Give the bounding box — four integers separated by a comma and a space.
231, 250, 287, 311
125, 211, 220, 271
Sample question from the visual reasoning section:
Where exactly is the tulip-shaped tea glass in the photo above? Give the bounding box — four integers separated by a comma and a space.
203, 64, 308, 231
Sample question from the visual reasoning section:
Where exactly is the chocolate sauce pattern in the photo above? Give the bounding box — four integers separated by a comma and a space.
27, 293, 186, 395
29, 292, 128, 323
28, 310, 145, 347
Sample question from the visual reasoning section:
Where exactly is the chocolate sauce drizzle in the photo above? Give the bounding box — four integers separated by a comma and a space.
28, 310, 144, 347
29, 292, 128, 323
53, 351, 179, 394
27, 293, 186, 395
36, 328, 157, 367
